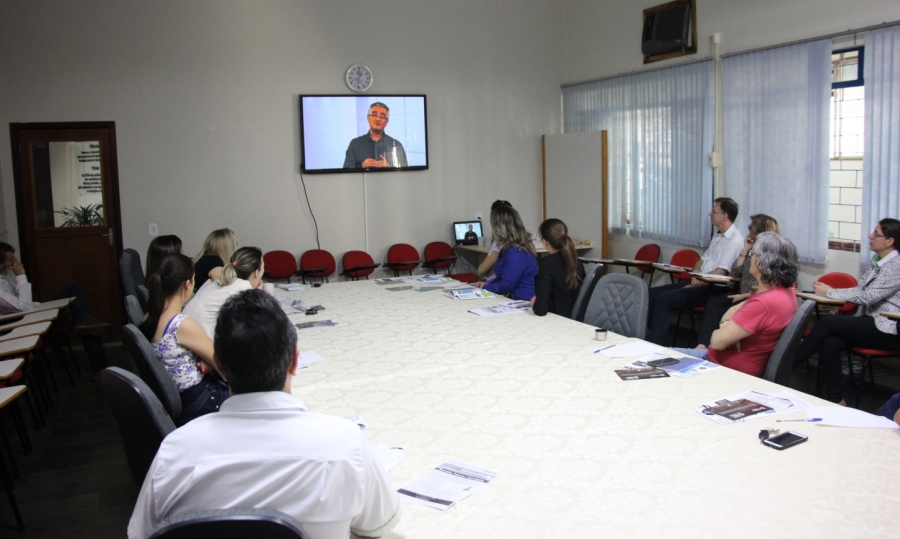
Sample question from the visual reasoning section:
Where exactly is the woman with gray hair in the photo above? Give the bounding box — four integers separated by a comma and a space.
671, 232, 799, 377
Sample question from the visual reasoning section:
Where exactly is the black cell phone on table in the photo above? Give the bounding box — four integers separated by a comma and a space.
763, 431, 808, 450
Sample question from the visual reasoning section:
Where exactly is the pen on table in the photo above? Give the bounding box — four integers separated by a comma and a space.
776, 418, 822, 422
594, 344, 616, 353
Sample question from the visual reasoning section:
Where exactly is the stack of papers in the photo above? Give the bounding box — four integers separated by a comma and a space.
399, 460, 500, 510
277, 283, 309, 291
468, 301, 532, 316
373, 446, 408, 476
278, 297, 306, 315
623, 353, 719, 379
297, 350, 326, 369
294, 320, 339, 331
446, 288, 494, 300
800, 406, 899, 429
697, 391, 812, 425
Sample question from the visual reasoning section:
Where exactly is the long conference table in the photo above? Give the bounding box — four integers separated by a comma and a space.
281, 279, 900, 538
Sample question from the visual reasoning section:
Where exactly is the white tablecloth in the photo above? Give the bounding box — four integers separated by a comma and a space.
285, 281, 900, 538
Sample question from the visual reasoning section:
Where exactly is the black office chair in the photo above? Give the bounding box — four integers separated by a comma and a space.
571, 264, 604, 322
136, 285, 150, 312
101, 367, 176, 485
125, 295, 145, 327
120, 248, 146, 299
764, 299, 816, 385
148, 508, 308, 539
122, 324, 184, 426
582, 273, 649, 339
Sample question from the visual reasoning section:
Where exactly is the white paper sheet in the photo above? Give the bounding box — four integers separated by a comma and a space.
594, 341, 668, 358
297, 350, 326, 369
398, 460, 500, 510
804, 406, 900, 429
468, 301, 532, 316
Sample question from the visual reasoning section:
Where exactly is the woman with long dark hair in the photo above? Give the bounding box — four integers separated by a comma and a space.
478, 205, 538, 301
531, 218, 584, 318
145, 235, 183, 284
141, 253, 228, 421
183, 246, 265, 338
794, 218, 900, 404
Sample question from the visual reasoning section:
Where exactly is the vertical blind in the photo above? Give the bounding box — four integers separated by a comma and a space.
722, 40, 832, 264
563, 61, 715, 247
861, 26, 900, 266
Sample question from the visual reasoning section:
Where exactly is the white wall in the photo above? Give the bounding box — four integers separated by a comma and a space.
0, 0, 565, 272
563, 0, 900, 84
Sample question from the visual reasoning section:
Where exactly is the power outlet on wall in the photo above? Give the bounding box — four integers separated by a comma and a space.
475, 212, 483, 221
149, 223, 158, 236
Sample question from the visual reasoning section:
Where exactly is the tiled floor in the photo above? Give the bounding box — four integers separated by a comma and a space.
0, 334, 898, 536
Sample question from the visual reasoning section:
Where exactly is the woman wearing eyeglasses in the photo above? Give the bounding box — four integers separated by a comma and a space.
794, 218, 900, 405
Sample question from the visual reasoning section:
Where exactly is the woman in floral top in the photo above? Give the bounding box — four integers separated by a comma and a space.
141, 253, 229, 422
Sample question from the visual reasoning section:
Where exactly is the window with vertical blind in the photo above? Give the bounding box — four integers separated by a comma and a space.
562, 61, 714, 247
860, 25, 900, 267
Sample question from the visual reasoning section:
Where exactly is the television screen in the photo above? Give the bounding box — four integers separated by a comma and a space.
453, 220, 483, 245
300, 95, 428, 174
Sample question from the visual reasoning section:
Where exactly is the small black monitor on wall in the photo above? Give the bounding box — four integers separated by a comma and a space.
642, 0, 696, 63
300, 95, 428, 174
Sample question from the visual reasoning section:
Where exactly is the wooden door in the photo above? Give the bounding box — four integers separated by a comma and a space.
10, 122, 124, 334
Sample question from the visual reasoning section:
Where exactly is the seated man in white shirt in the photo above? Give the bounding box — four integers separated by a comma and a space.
646, 198, 745, 345
0, 242, 110, 375
127, 289, 402, 539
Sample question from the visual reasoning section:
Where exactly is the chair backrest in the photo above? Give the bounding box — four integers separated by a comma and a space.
299, 249, 336, 278
423, 241, 455, 270
263, 251, 298, 280
819, 272, 859, 314
764, 299, 816, 385
125, 295, 145, 327
387, 243, 420, 271
100, 367, 176, 485
149, 508, 308, 539
121, 324, 182, 425
670, 249, 700, 281
342, 250, 377, 279
120, 248, 146, 298
583, 273, 649, 339
633, 244, 661, 274
136, 285, 150, 312
571, 264, 605, 322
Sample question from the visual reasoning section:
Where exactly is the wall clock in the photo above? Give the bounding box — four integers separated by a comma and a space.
346, 64, 373, 92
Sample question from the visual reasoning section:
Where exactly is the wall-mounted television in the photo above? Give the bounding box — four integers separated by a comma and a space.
300, 95, 428, 174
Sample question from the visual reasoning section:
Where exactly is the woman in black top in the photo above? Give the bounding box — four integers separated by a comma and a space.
192, 228, 236, 291
531, 218, 584, 318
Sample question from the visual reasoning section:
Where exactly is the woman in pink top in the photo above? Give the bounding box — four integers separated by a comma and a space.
672, 232, 799, 377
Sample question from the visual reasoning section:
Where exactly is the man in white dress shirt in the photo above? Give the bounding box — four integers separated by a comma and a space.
646, 198, 745, 345
128, 289, 401, 539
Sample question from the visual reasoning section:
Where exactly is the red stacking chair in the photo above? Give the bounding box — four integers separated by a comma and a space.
422, 242, 457, 274
297, 249, 336, 284
341, 251, 380, 280
384, 244, 420, 277
262, 251, 298, 282
626, 243, 660, 284
669, 249, 700, 283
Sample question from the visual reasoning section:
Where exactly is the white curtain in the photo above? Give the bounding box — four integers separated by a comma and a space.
723, 40, 832, 263
861, 25, 900, 265
563, 61, 714, 247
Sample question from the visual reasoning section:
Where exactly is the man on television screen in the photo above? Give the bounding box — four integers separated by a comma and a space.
463, 225, 478, 244
343, 102, 408, 169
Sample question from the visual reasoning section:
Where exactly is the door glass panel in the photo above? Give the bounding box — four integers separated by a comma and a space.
32, 140, 104, 228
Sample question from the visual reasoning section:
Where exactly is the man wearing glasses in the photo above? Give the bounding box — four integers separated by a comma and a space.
343, 102, 408, 169
646, 198, 744, 345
